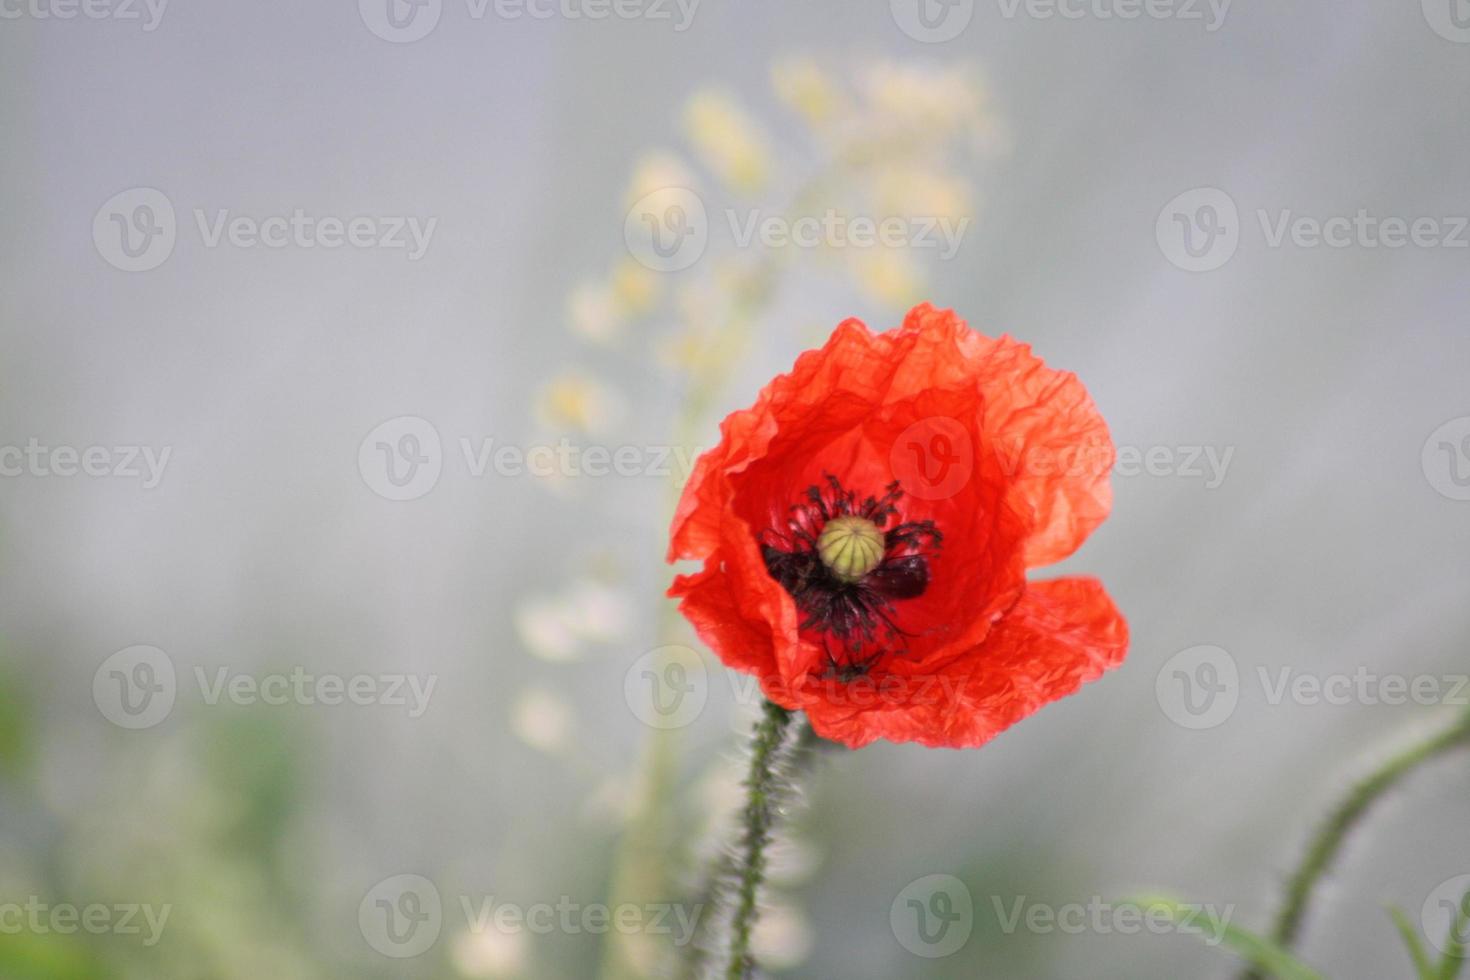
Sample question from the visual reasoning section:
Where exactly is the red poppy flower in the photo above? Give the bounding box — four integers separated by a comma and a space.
667, 303, 1128, 749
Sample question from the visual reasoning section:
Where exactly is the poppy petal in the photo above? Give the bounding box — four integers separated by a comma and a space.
901, 305, 1115, 568
799, 577, 1127, 749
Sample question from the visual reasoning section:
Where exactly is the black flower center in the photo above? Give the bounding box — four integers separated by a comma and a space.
759, 476, 941, 674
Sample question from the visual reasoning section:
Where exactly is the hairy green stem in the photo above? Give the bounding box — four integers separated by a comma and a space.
674, 852, 732, 980
726, 699, 797, 979
1241, 708, 1470, 980
678, 720, 830, 980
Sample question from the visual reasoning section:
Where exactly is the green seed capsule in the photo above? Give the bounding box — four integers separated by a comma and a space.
816, 515, 886, 583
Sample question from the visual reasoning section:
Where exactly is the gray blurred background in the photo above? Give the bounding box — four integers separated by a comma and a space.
2, 0, 1469, 976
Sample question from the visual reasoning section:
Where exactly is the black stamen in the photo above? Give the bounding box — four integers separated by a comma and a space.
759, 475, 942, 677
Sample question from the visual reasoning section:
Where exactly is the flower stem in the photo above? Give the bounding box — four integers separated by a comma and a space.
677, 719, 831, 980
1240, 708, 1470, 980
725, 698, 797, 979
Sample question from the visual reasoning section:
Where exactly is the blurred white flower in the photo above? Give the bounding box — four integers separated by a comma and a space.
609, 257, 659, 315
514, 594, 582, 663
849, 248, 923, 310
871, 166, 973, 223
683, 90, 771, 193
452, 927, 528, 978
535, 370, 625, 437
772, 57, 846, 129
752, 902, 813, 970
764, 835, 824, 887
562, 578, 633, 644
567, 279, 624, 345
566, 259, 661, 346
510, 687, 575, 754
624, 150, 698, 208
859, 62, 1007, 154
688, 757, 747, 843
515, 578, 633, 663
